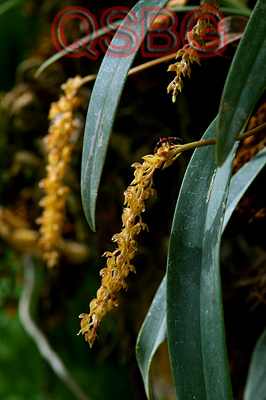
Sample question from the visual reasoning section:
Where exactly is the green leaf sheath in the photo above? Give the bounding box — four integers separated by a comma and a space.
167, 118, 236, 400
136, 275, 167, 400
81, 0, 168, 231
216, 0, 266, 166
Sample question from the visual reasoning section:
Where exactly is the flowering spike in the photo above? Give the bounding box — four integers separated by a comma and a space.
167, 0, 219, 101
78, 139, 183, 346
37, 76, 83, 267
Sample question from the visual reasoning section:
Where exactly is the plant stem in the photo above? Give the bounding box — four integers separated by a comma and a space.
173, 122, 266, 155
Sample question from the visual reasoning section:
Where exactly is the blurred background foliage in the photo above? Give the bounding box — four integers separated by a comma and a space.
0, 0, 266, 399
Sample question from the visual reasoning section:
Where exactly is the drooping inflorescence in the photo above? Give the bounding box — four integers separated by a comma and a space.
37, 76, 84, 268
167, 0, 220, 102
78, 141, 183, 347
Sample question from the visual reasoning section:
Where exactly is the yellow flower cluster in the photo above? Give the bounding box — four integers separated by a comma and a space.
167, 46, 201, 102
78, 141, 182, 347
167, 0, 219, 102
37, 76, 84, 268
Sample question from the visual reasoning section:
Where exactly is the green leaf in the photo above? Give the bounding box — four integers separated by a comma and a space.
136, 125, 266, 399
34, 3, 251, 79
34, 20, 123, 79
136, 275, 167, 400
218, 0, 251, 12
167, 117, 236, 400
0, 0, 21, 16
223, 146, 266, 230
170, 5, 251, 17
243, 327, 266, 400
81, 0, 168, 231
216, 0, 266, 166
243, 329, 266, 400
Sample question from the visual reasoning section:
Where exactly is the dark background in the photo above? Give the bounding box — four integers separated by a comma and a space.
1, 0, 266, 399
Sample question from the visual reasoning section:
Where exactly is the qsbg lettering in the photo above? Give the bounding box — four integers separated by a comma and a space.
51, 6, 226, 59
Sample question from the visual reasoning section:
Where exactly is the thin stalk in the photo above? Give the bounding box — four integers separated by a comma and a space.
173, 122, 266, 155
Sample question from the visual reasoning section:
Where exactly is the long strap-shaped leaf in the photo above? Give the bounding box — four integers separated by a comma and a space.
0, 0, 21, 15
136, 275, 167, 399
136, 132, 266, 398
81, 0, 168, 231
167, 118, 236, 400
243, 327, 266, 400
34, 21, 123, 79
216, 0, 266, 166
219, 0, 251, 12
223, 145, 266, 230
35, 6, 251, 79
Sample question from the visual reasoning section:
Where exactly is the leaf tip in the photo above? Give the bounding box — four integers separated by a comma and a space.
215, 147, 225, 167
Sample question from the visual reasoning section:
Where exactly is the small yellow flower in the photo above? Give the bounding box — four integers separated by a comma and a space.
37, 76, 83, 268
167, 0, 219, 102
78, 140, 183, 347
